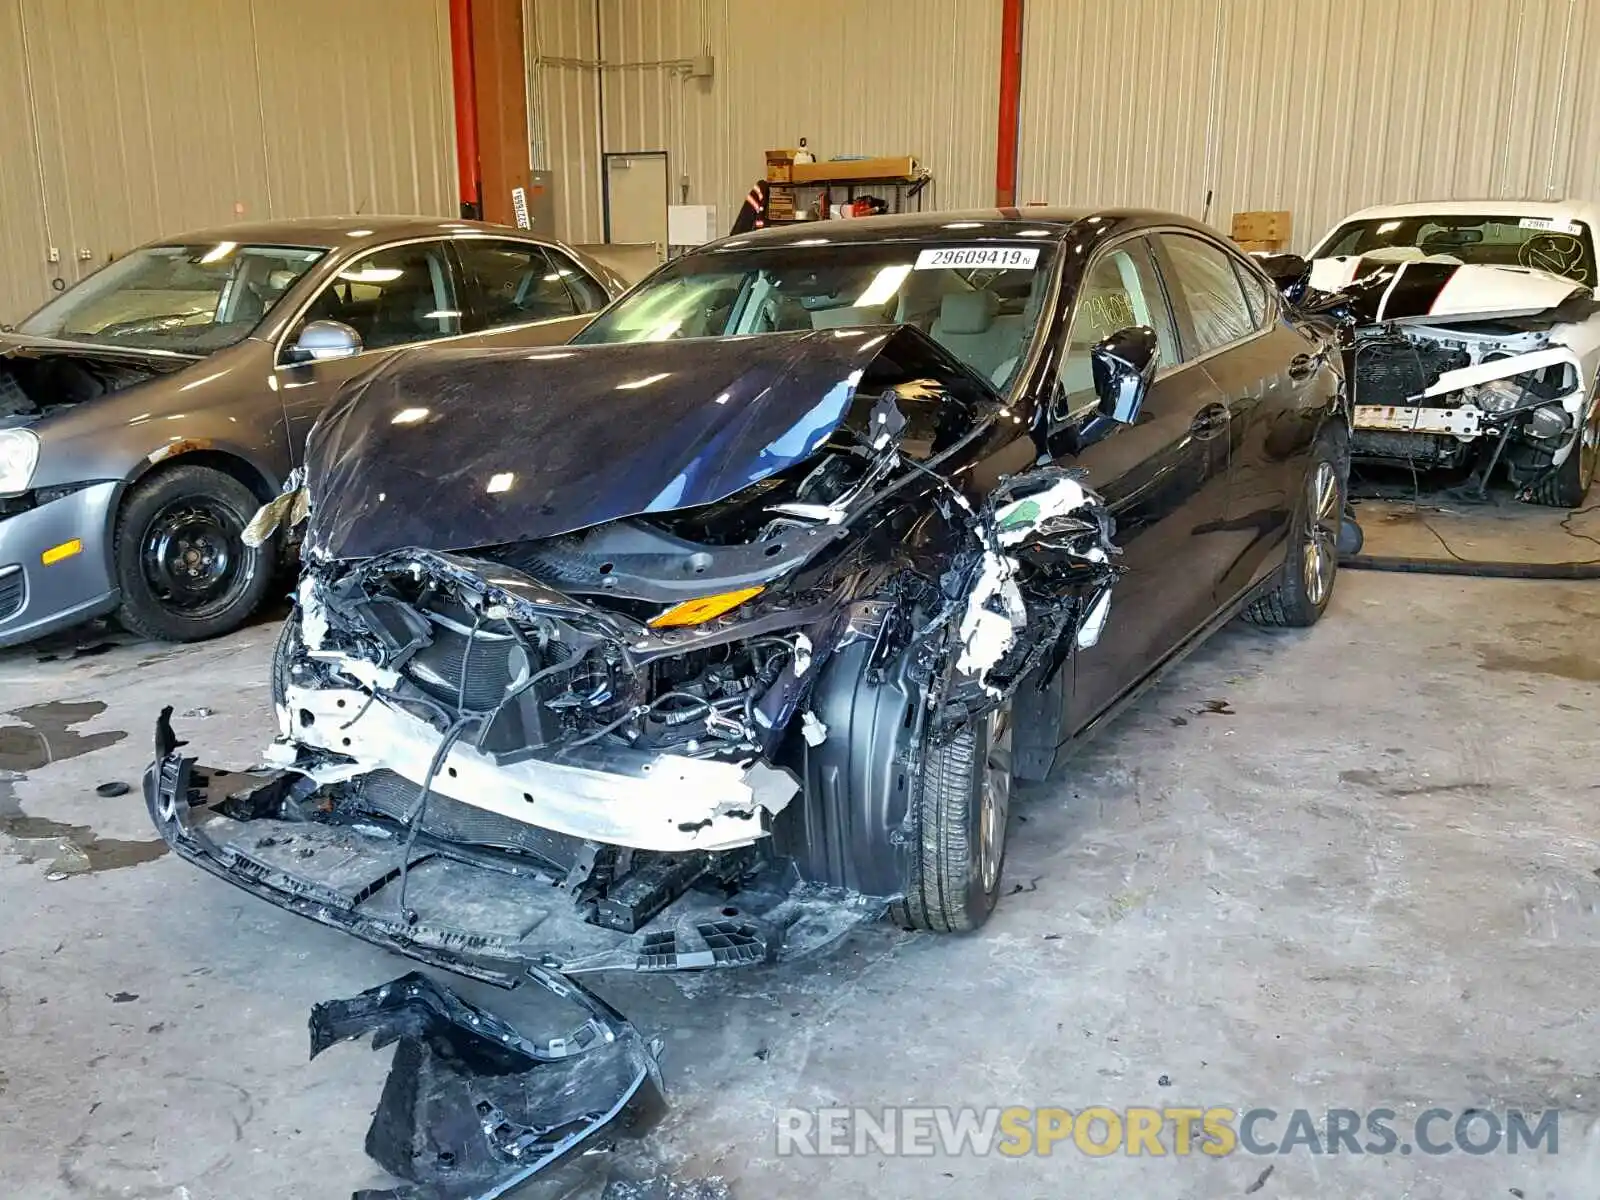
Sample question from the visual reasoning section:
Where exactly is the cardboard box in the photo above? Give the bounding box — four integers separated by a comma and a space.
765, 151, 795, 183
791, 156, 920, 184
1230, 210, 1291, 245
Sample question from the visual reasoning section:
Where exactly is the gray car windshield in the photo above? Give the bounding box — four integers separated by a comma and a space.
575, 241, 1057, 390
18, 242, 327, 354
1320, 216, 1597, 285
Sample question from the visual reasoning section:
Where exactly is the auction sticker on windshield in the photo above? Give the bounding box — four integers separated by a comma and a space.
1519, 216, 1582, 235
915, 247, 1040, 270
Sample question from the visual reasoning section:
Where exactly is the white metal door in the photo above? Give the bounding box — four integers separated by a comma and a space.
604, 153, 669, 260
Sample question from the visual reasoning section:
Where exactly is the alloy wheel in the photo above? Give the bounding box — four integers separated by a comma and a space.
977, 703, 1013, 894
1301, 459, 1340, 608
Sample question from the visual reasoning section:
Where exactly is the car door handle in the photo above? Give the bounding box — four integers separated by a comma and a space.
1190, 402, 1229, 437
1288, 353, 1317, 381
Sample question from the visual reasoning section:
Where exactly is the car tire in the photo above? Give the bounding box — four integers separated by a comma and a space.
1527, 411, 1597, 508
1244, 427, 1345, 629
890, 701, 1012, 934
113, 464, 277, 643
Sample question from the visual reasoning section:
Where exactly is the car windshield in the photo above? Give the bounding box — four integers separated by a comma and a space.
17, 242, 328, 354
1319, 215, 1597, 285
575, 240, 1058, 390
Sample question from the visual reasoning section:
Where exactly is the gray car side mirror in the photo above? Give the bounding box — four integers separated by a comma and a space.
287, 319, 364, 363
1091, 325, 1159, 424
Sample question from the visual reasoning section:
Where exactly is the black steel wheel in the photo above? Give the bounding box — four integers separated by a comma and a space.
114, 464, 277, 642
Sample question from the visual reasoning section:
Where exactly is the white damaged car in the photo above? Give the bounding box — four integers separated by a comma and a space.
1304, 200, 1600, 506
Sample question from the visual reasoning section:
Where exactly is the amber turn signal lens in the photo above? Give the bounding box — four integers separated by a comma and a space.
647, 586, 764, 628
41, 538, 83, 566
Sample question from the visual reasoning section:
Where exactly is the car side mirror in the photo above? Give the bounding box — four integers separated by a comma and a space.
1090, 325, 1159, 425
1254, 252, 1311, 299
285, 319, 363, 364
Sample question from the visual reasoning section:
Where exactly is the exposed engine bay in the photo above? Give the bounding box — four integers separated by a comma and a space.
0, 346, 180, 423
1301, 255, 1600, 500
1348, 324, 1585, 485
147, 328, 1123, 980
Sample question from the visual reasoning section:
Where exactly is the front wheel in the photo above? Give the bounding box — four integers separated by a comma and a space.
113, 465, 277, 643
1244, 432, 1344, 628
1527, 410, 1597, 508
890, 702, 1013, 933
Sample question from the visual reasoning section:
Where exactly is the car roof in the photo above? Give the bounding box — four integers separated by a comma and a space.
1314, 198, 1600, 249
146, 215, 557, 253
712, 206, 1219, 250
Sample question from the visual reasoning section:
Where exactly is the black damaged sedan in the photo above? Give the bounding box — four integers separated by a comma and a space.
149, 208, 1348, 980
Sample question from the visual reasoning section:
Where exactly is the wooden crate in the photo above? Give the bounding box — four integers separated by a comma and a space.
1230, 210, 1291, 250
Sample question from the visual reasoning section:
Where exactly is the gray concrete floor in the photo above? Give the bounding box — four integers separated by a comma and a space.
2, 569, 1599, 1199
1352, 492, 1600, 566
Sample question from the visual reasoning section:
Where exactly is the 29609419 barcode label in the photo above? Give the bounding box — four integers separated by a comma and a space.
914, 246, 1040, 271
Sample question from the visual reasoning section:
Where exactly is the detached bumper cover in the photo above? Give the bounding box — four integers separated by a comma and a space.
313, 971, 664, 1200
146, 736, 879, 983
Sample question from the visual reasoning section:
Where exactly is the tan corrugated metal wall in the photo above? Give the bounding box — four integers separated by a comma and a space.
253, 0, 457, 221
529, 0, 1000, 244
9, 0, 1600, 319
1021, 0, 1600, 251
530, 0, 606, 243
535, 0, 1600, 254
0, 0, 455, 324
0, 0, 49, 324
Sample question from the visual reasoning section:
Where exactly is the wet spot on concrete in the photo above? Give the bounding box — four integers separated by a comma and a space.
0, 700, 163, 875
0, 700, 126, 770
1479, 647, 1600, 682
38, 835, 167, 877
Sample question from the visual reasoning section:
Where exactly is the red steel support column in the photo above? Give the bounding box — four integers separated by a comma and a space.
449, 0, 483, 219
995, 0, 1024, 208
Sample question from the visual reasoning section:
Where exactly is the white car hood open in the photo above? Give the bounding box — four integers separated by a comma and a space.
1308, 255, 1589, 324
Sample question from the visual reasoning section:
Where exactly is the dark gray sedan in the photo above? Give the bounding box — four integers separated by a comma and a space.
0, 216, 624, 646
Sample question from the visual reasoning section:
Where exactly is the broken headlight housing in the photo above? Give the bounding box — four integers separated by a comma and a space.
1474, 378, 1528, 413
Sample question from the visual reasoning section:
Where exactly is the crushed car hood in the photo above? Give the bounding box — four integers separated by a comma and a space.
1307, 256, 1592, 324
302, 327, 995, 561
